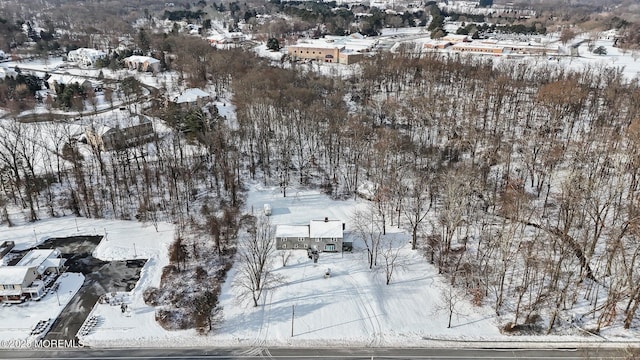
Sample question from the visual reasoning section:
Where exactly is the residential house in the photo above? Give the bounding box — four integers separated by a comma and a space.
123, 55, 161, 73
16, 249, 66, 277
275, 218, 345, 252
0, 248, 66, 303
67, 48, 107, 66
85, 117, 155, 151
207, 32, 246, 46
173, 88, 211, 107
0, 266, 40, 303
47, 74, 93, 95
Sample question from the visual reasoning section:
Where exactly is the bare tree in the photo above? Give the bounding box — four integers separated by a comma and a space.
380, 237, 402, 285
280, 250, 292, 267
352, 203, 384, 269
434, 282, 467, 328
403, 173, 434, 250
234, 215, 278, 307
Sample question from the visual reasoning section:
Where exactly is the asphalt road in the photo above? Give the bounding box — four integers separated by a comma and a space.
0, 346, 634, 360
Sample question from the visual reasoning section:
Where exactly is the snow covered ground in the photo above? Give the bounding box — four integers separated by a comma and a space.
2, 186, 640, 348
0, 272, 83, 344
0, 216, 173, 348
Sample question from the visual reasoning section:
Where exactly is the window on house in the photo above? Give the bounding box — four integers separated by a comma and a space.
298, 238, 304, 242
316, 238, 320, 242
282, 244, 287, 249
295, 244, 299, 248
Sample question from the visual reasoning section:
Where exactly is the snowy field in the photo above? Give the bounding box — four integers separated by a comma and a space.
0, 216, 174, 347
0, 272, 83, 343
1, 186, 639, 348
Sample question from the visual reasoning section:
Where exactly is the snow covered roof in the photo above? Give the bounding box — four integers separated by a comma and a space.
292, 36, 376, 52
309, 219, 343, 239
0, 67, 17, 80
17, 249, 61, 268
174, 88, 210, 104
275, 225, 309, 238
124, 55, 160, 64
0, 266, 33, 285
48, 74, 90, 85
68, 48, 106, 58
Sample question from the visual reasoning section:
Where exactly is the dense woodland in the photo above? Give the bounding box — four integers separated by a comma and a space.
2, 0, 640, 334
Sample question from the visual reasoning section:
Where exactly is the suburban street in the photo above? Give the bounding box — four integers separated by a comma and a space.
0, 346, 634, 359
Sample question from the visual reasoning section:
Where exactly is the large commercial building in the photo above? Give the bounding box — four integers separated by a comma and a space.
287, 35, 374, 64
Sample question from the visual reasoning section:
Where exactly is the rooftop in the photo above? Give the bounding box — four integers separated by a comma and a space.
309, 219, 343, 239
174, 88, 210, 104
0, 266, 33, 285
17, 249, 59, 267
124, 55, 160, 64
16, 249, 65, 275
275, 225, 309, 238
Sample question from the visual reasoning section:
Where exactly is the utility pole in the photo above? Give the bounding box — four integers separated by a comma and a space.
291, 305, 295, 337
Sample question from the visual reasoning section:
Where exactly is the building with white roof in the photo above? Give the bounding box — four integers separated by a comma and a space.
275, 218, 345, 252
287, 35, 375, 65
173, 88, 211, 106
47, 74, 93, 94
0, 248, 66, 303
0, 67, 18, 80
0, 266, 39, 303
123, 55, 161, 73
67, 48, 107, 66
16, 249, 66, 276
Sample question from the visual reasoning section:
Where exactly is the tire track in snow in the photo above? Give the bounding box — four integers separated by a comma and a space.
249, 284, 275, 358
347, 273, 383, 347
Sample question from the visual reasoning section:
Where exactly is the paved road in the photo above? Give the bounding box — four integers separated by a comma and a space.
0, 346, 634, 359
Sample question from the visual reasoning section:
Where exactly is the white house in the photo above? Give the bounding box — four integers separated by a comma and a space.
67, 48, 107, 66
0, 266, 40, 303
275, 218, 345, 252
16, 249, 66, 277
0, 248, 66, 303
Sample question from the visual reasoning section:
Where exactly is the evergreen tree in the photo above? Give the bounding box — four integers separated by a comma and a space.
266, 37, 280, 51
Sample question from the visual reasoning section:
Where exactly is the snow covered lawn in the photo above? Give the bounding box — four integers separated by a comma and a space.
0, 272, 84, 344
2, 188, 634, 348
0, 216, 174, 347
215, 184, 502, 346
216, 248, 501, 347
